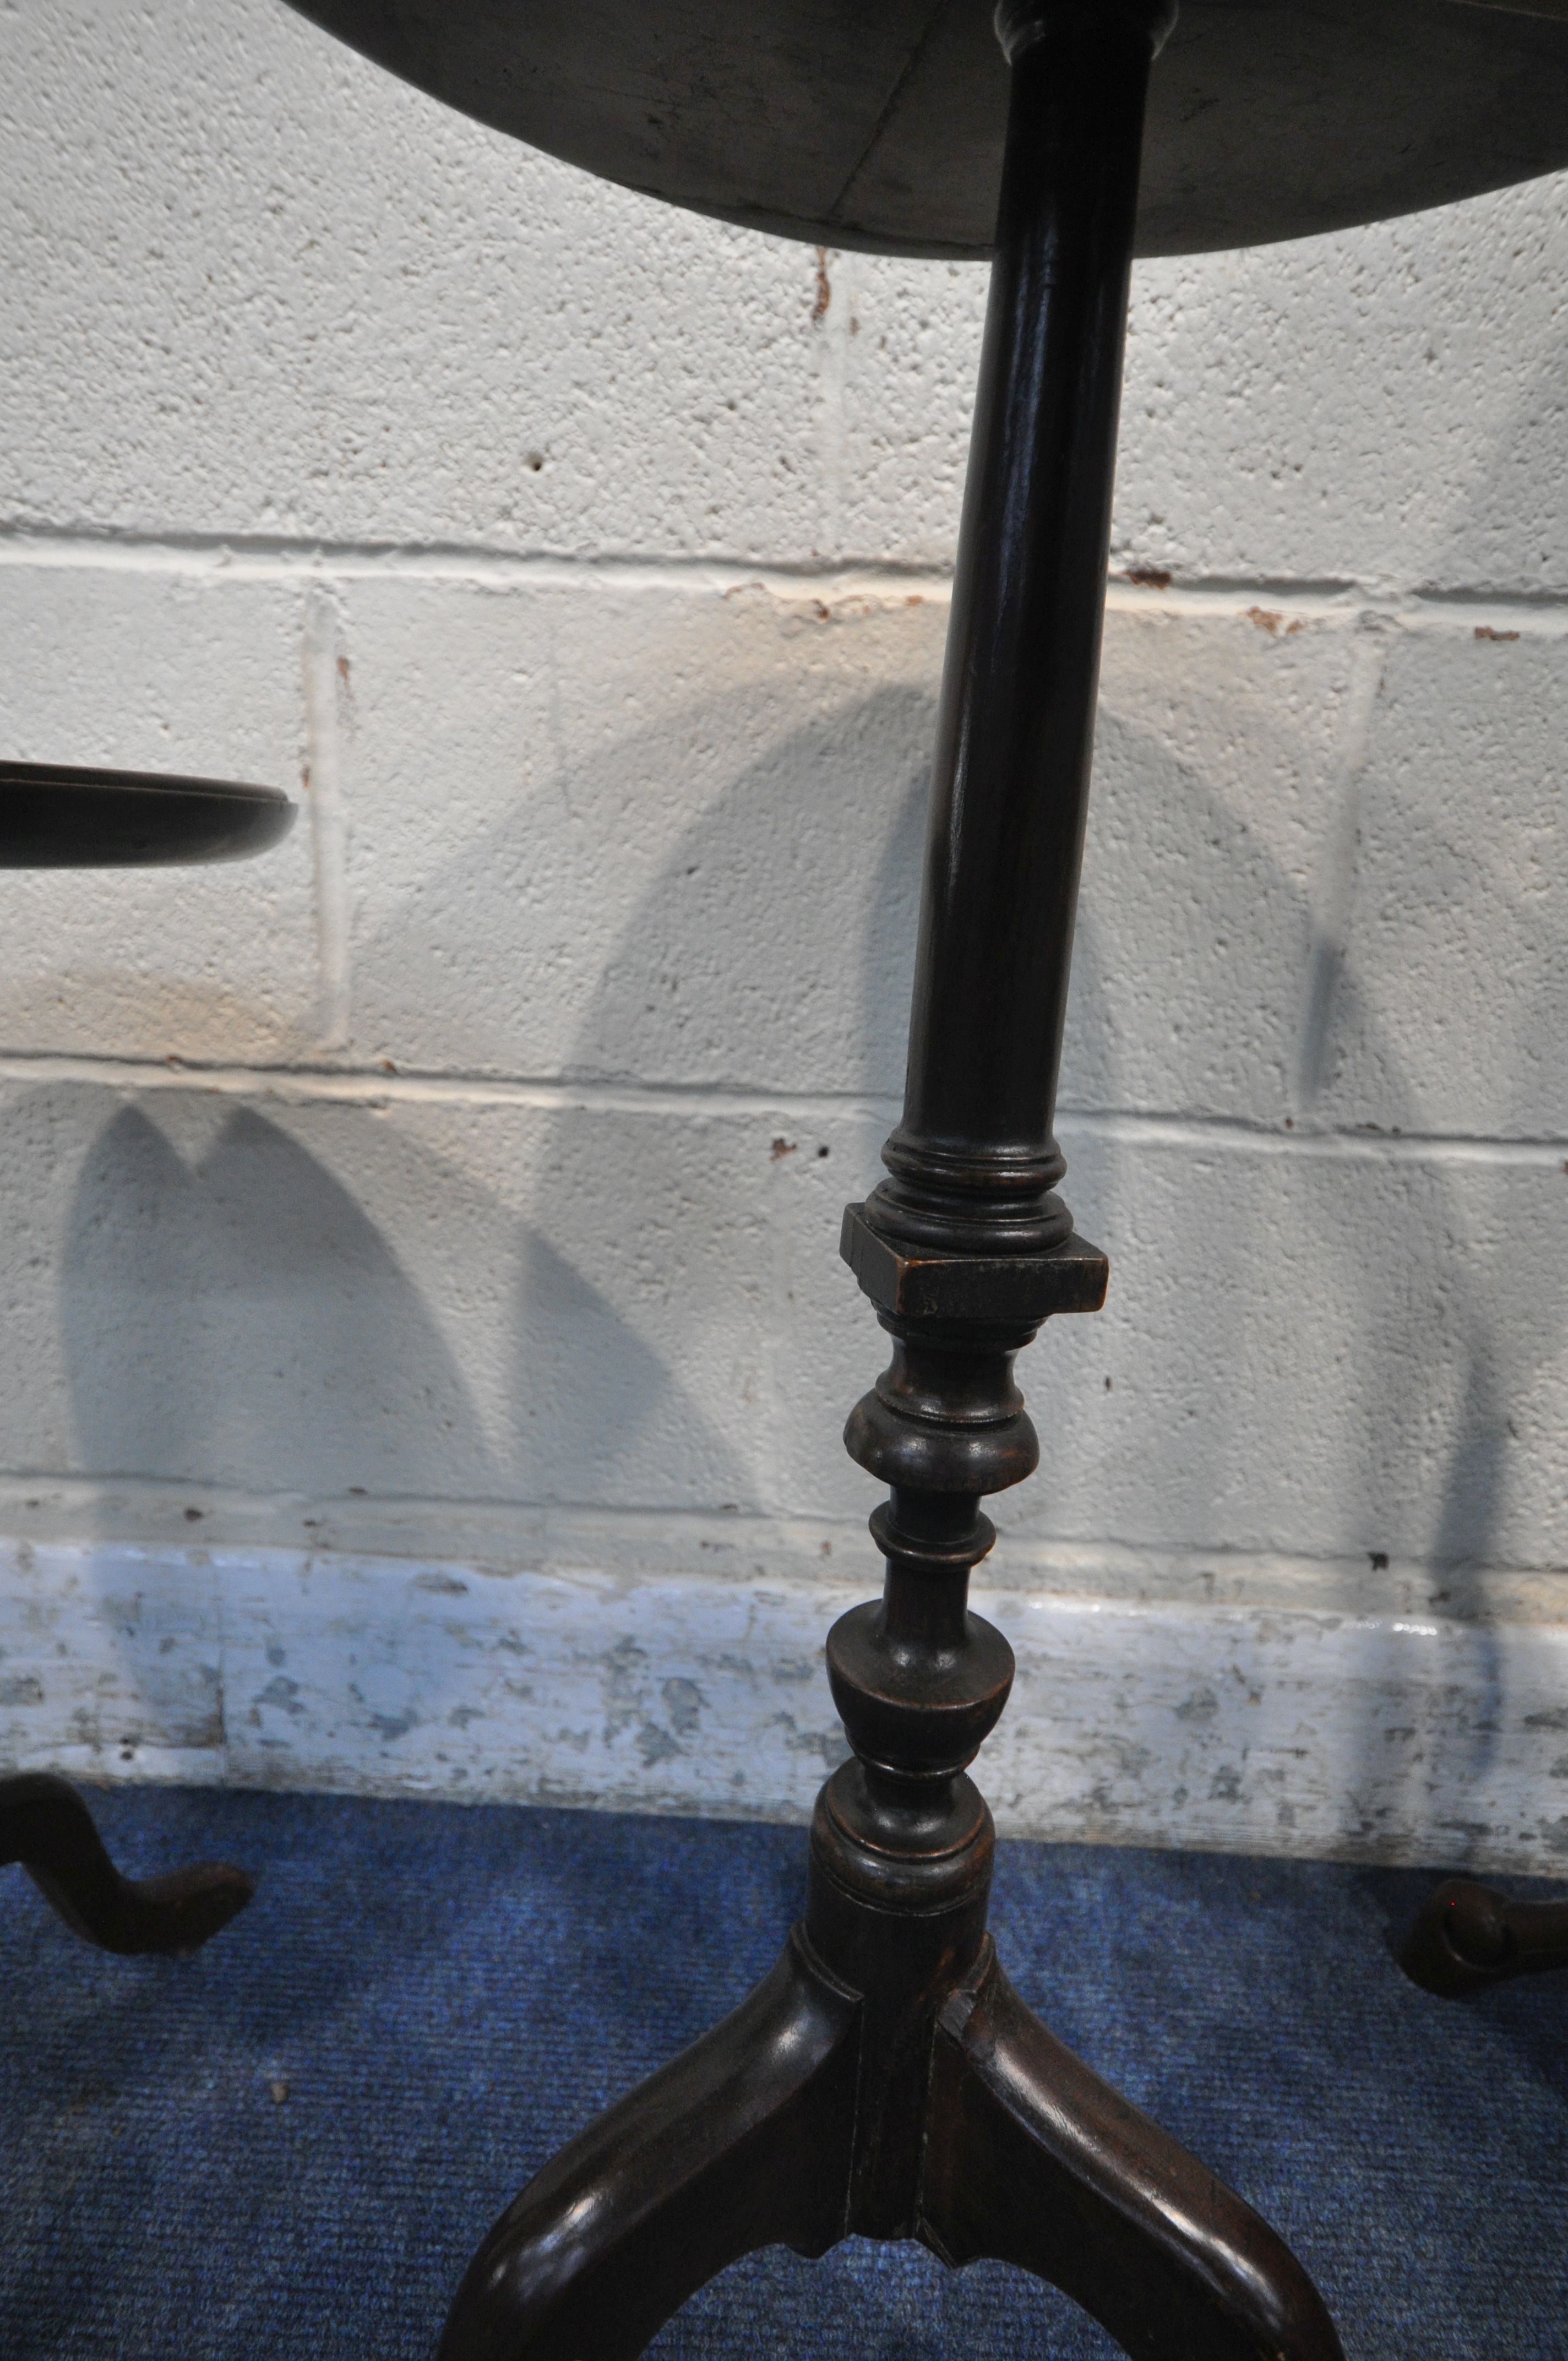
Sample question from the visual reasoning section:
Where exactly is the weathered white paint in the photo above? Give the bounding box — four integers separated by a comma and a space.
4, 2, 1568, 1865
3, 1499, 1567, 1874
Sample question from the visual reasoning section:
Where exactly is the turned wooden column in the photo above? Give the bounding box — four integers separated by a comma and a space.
433, 9, 1347, 2354
810, 0, 1167, 2244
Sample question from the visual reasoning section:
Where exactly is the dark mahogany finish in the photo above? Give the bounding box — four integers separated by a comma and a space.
1400, 1877, 1568, 1998
285, 0, 1568, 263
437, 7, 1344, 2356
0, 761, 294, 867
873, 0, 1155, 1260
0, 1772, 253, 1954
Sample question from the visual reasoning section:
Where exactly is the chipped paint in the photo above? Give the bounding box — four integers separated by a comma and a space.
1, 1533, 1567, 1872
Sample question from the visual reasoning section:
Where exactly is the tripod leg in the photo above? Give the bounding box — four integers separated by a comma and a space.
0, 1770, 253, 1955
438, 1926, 859, 2361
919, 1944, 1345, 2361
1399, 1876, 1568, 1996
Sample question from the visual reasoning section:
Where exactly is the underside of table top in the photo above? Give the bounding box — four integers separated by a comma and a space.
287, 0, 1568, 258
0, 765, 295, 867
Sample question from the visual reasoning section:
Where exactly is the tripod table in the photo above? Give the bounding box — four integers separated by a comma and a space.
279, 2, 1568, 2354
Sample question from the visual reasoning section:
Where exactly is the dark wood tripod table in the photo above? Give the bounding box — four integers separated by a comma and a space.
0, 760, 292, 1958
288, 2, 1568, 2354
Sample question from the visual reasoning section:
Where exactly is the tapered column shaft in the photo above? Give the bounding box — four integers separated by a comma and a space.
875, 0, 1173, 1254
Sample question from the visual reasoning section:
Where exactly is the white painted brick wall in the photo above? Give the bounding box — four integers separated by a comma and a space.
3, 0, 1567, 1867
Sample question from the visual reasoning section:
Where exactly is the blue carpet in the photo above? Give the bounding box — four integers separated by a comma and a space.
1, 1785, 1564, 2358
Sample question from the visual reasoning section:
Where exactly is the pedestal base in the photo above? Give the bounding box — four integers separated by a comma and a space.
438, 1770, 1343, 2361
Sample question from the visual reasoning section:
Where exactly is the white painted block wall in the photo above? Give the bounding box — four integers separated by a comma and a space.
3, 0, 1568, 1870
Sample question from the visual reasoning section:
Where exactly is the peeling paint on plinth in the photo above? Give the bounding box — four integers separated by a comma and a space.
2, 1532, 1568, 1872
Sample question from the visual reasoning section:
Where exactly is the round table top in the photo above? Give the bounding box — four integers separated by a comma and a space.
0, 764, 296, 868
287, 0, 1568, 259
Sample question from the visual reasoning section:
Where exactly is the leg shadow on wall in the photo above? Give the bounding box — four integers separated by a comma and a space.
48, 1091, 744, 1807
61, 1102, 492, 1503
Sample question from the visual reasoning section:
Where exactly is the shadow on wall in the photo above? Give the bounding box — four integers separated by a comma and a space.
1026, 692, 1556, 1829
62, 1102, 496, 1501
59, 1100, 745, 1515
50, 682, 933, 1510
42, 676, 933, 1766
34, 629, 1568, 1835
336, 672, 939, 1510
563, 680, 932, 1097
494, 634, 1544, 1559
347, 672, 936, 1099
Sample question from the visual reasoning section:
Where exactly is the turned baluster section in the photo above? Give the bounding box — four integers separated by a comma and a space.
809, 1320, 1038, 2238
807, 1307, 1068, 2237
829, 1321, 1038, 1804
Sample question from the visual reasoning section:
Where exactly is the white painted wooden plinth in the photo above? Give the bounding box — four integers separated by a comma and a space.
3, 1488, 1565, 1876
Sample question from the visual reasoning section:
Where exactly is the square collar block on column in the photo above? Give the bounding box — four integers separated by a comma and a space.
841, 1202, 1108, 1325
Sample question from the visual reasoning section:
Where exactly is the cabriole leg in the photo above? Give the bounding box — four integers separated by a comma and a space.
0, 1770, 253, 1956
1400, 1876, 1568, 1997
437, 1930, 859, 2361
921, 1943, 1344, 2361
